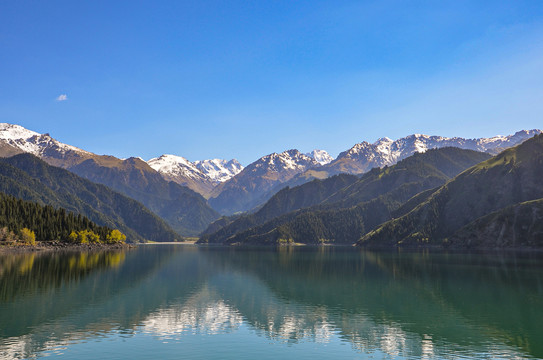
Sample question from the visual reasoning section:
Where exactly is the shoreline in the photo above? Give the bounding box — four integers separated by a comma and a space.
191, 241, 543, 253
3, 240, 541, 254
0, 241, 135, 254
143, 240, 197, 245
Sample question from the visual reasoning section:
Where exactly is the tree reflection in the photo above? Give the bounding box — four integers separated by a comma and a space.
0, 250, 126, 303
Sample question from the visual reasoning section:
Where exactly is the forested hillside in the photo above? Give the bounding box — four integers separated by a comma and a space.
0, 193, 123, 244
201, 147, 491, 245
359, 134, 543, 248
0, 154, 180, 242
69, 157, 219, 235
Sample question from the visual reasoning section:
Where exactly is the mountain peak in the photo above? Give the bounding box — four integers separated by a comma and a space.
253, 149, 318, 172
0, 122, 90, 158
0, 123, 41, 139
151, 154, 192, 165
305, 149, 334, 165
148, 154, 209, 182
209, 149, 323, 214
512, 129, 540, 138
374, 137, 393, 144
147, 153, 244, 197
193, 158, 244, 183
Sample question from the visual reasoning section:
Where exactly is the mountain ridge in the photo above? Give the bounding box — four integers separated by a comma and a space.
208, 149, 321, 214
68, 156, 219, 236
207, 129, 541, 214
2, 122, 541, 221
147, 154, 243, 197
200, 147, 491, 245
0, 123, 220, 235
0, 153, 181, 242
358, 133, 543, 247
322, 130, 542, 176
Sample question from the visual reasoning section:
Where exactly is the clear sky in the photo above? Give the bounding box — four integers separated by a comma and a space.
1, 1, 543, 164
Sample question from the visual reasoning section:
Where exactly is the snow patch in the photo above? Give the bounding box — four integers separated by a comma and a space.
194, 159, 244, 182
305, 149, 334, 165
337, 130, 543, 171
0, 123, 91, 156
248, 149, 320, 174
148, 154, 244, 184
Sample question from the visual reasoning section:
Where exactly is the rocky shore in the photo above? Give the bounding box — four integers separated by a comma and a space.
0, 241, 135, 253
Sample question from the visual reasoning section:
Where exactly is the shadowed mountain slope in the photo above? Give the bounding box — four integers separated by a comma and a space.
208, 149, 320, 214
68, 157, 219, 236
0, 154, 180, 242
0, 123, 219, 236
201, 147, 491, 245
359, 134, 543, 248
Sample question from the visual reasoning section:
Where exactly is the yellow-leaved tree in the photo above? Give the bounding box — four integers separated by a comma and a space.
67, 229, 102, 244
20, 228, 36, 245
86, 230, 101, 244
106, 229, 126, 244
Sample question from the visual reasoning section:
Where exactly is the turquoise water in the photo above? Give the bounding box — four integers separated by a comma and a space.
1, 245, 542, 359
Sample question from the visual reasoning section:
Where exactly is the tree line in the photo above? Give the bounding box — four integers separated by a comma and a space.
0, 192, 125, 245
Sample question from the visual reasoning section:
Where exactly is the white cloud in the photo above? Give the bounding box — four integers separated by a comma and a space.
56, 94, 68, 101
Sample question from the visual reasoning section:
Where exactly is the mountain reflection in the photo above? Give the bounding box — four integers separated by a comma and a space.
1, 246, 542, 359
141, 288, 243, 338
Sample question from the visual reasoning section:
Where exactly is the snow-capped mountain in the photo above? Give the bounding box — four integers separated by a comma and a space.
0, 123, 91, 166
149, 155, 243, 184
306, 150, 334, 165
194, 159, 244, 183
2, 122, 541, 215
147, 155, 243, 196
209, 150, 321, 214
325, 130, 542, 175
248, 149, 320, 175
0, 123, 220, 235
0, 122, 242, 198
148, 154, 212, 182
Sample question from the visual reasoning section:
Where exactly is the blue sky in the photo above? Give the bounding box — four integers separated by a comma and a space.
1, 1, 543, 164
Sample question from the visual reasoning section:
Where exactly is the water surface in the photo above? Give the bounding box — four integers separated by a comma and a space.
1, 245, 542, 359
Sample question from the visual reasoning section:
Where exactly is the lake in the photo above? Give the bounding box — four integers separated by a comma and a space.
1, 245, 542, 359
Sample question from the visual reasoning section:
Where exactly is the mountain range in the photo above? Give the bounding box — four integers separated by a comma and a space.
0, 123, 218, 236
201, 133, 543, 248
147, 155, 244, 197
200, 147, 492, 245
0, 154, 179, 242
206, 129, 541, 214
359, 133, 543, 248
1, 122, 542, 247
321, 130, 541, 175
208, 149, 323, 214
